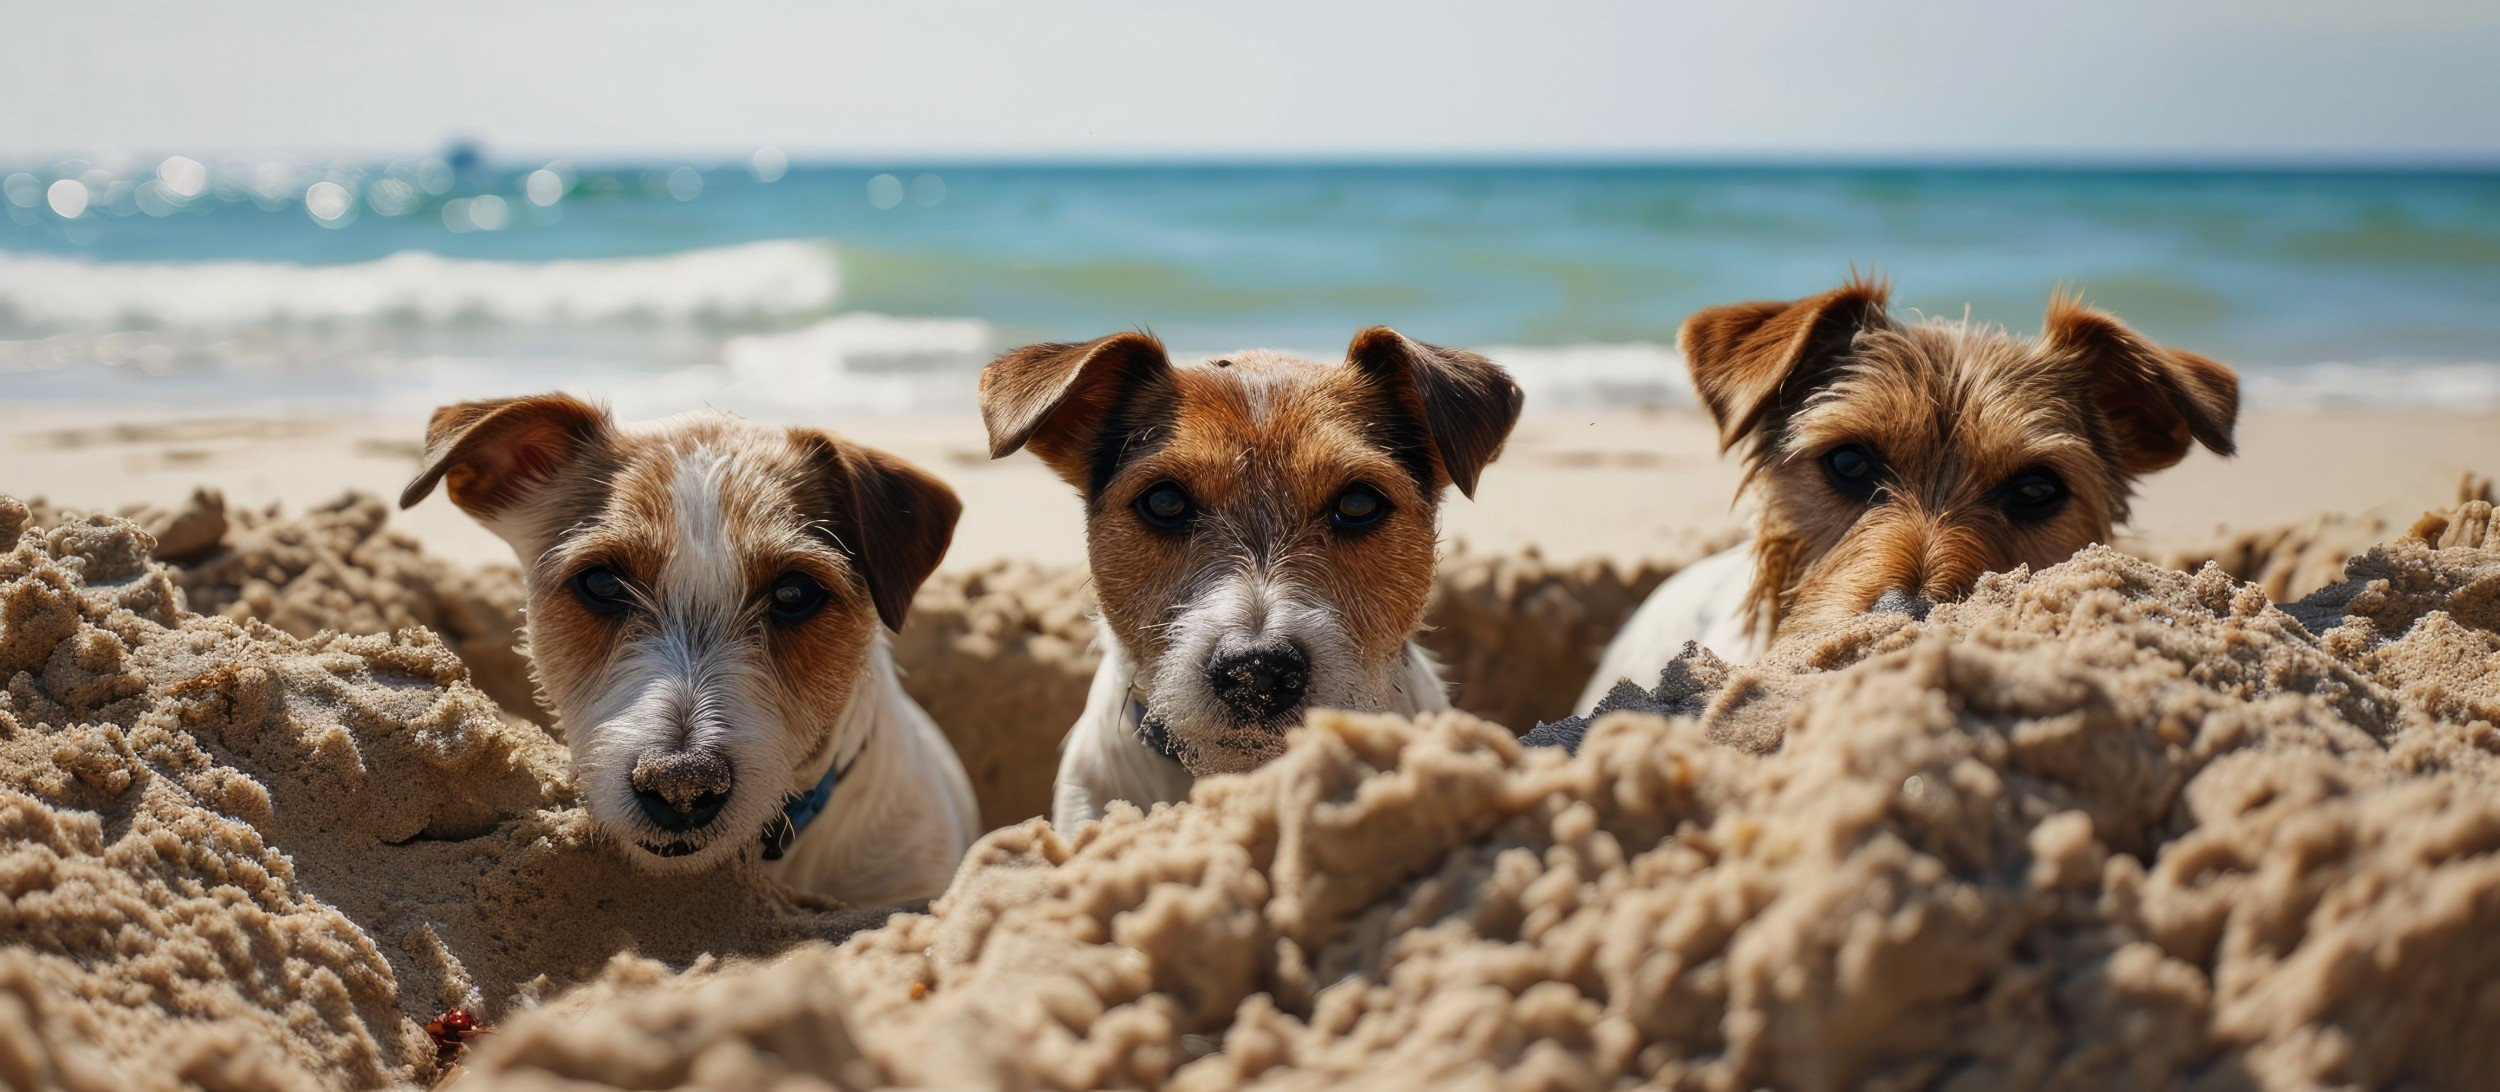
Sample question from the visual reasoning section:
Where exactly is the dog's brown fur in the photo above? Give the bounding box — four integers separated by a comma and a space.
1686, 277, 2239, 640
403, 400, 956, 711
982, 328, 1519, 774
401, 396, 961, 874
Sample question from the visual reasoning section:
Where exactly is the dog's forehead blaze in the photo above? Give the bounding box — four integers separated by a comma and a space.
1116, 359, 1417, 506
531, 414, 866, 607
521, 414, 878, 768
1082, 355, 1440, 674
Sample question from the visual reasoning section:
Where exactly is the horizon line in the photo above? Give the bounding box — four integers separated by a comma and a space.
7, 145, 2500, 176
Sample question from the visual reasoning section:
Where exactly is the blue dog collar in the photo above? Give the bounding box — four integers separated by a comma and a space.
761, 740, 865, 861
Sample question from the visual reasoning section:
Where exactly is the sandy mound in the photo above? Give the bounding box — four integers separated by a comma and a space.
893, 560, 1100, 830
0, 498, 887, 1089
460, 501, 2500, 1090
2134, 471, 2494, 604
7, 481, 2495, 1087
25, 490, 545, 725
1418, 534, 1739, 733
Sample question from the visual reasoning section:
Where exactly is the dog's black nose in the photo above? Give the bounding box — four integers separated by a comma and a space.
1871, 588, 1935, 621
631, 748, 733, 833
1209, 643, 1309, 720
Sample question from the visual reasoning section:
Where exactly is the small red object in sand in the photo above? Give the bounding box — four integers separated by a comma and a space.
425, 1009, 492, 1070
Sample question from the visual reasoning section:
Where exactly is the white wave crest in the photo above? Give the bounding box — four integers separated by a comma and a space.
721, 313, 992, 379
413, 313, 1001, 421
2237, 359, 2500, 412
707, 313, 997, 416
0, 241, 841, 329
1481, 341, 1692, 408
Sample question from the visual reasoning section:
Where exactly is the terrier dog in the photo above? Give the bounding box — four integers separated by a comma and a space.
401, 396, 979, 906
1580, 277, 2238, 708
980, 328, 1522, 827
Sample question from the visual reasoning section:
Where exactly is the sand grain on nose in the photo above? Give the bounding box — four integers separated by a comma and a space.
631, 747, 734, 808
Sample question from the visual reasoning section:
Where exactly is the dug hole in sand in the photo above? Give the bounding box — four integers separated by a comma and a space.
1, 490, 2496, 1087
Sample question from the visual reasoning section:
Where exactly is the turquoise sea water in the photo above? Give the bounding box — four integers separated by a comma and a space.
4, 159, 2498, 413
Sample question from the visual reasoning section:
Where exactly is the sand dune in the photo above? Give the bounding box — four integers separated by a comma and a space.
1, 489, 2494, 1087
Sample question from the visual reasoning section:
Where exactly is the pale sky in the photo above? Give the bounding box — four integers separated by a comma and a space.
5, 0, 2496, 160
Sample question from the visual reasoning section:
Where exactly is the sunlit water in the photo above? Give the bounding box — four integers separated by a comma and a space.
5, 156, 2498, 417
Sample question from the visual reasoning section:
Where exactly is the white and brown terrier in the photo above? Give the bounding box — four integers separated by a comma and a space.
981, 329, 1522, 827
401, 396, 979, 905
1581, 277, 2239, 708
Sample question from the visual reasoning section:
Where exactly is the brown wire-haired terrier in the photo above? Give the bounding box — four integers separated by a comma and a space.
1581, 276, 2238, 708
981, 328, 1521, 828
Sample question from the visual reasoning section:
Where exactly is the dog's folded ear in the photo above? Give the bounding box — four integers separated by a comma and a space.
2044, 294, 2239, 474
400, 394, 612, 517
1681, 277, 1892, 453
978, 332, 1173, 484
797, 432, 961, 632
1346, 327, 1524, 498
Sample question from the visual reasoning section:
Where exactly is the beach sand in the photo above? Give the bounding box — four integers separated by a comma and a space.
2, 488, 2494, 1087
11, 402, 2481, 830
6, 404, 2494, 570
463, 509, 2500, 1090
1, 403, 2495, 1088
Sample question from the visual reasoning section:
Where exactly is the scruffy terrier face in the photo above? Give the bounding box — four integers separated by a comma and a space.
981, 329, 1520, 774
1684, 279, 2238, 639
400, 397, 956, 870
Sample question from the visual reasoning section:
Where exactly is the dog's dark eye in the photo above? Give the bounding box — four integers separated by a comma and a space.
1821, 444, 1882, 502
766, 572, 830, 624
1134, 482, 1196, 532
570, 566, 634, 615
1329, 484, 1390, 531
2003, 470, 2067, 521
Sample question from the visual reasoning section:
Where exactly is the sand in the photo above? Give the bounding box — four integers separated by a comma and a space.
6, 405, 2495, 572
29, 476, 2468, 833
27, 490, 548, 725
890, 560, 1101, 829
439, 499, 2499, 1090
19, 485, 1743, 830
2, 432, 2496, 1087
0, 498, 888, 1089
22, 474, 2483, 834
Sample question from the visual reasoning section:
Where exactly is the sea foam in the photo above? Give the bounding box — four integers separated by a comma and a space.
0, 241, 840, 330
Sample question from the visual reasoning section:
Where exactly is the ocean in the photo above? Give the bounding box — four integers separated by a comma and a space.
5, 156, 2499, 419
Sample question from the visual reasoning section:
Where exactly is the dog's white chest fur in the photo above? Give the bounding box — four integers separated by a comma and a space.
763, 641, 981, 906
1051, 636, 1451, 829
1577, 545, 1762, 711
